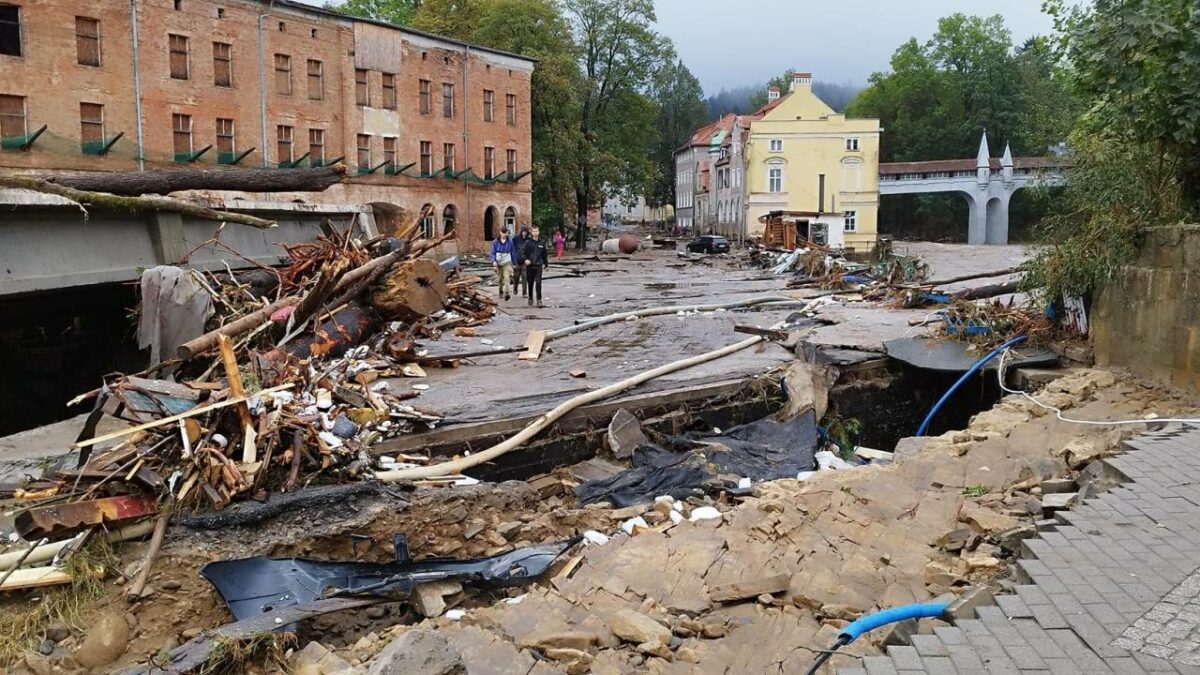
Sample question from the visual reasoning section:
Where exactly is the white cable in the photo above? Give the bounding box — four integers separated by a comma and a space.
996, 349, 1200, 427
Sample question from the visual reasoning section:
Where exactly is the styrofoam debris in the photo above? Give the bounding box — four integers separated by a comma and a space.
411, 384, 430, 391
582, 530, 610, 546
669, 511, 684, 525
453, 476, 480, 486
738, 477, 752, 489
504, 594, 526, 605
370, 381, 390, 391
317, 431, 343, 449
620, 517, 649, 535
815, 450, 855, 471
445, 609, 466, 621
688, 506, 722, 522
796, 470, 816, 481
481, 338, 495, 345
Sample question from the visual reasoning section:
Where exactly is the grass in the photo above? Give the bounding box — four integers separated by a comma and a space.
198, 632, 293, 675
0, 537, 117, 666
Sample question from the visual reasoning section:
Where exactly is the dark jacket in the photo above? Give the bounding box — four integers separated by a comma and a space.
490, 237, 515, 264
521, 237, 549, 268
512, 233, 531, 263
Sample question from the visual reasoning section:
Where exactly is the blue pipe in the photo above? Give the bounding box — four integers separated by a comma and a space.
838, 601, 951, 642
915, 335, 1027, 437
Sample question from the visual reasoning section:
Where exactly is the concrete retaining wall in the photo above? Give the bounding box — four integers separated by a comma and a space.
1092, 224, 1200, 391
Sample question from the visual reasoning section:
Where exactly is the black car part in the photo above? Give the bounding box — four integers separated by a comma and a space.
200, 535, 582, 621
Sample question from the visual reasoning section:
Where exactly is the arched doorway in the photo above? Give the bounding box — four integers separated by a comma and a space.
504, 206, 516, 232
442, 204, 457, 235
484, 206, 498, 240
419, 203, 435, 239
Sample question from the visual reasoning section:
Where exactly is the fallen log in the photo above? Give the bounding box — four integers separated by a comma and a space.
0, 175, 277, 229
43, 165, 346, 196
371, 258, 450, 320
952, 279, 1022, 301
177, 297, 299, 360
375, 335, 765, 482
898, 267, 1020, 289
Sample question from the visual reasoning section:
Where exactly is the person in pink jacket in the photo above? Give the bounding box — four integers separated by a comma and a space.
553, 229, 565, 258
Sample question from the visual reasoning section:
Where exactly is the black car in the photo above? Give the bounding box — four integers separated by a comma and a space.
686, 235, 730, 254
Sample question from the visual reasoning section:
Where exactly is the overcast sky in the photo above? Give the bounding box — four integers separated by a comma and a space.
294, 0, 1057, 94
655, 0, 1058, 93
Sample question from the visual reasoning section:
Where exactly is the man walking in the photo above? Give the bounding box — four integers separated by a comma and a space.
511, 226, 531, 299
490, 228, 515, 301
520, 226, 549, 307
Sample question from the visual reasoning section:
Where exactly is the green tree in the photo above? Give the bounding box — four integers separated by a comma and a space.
409, 0, 486, 39
324, 0, 422, 25
648, 56, 708, 209
563, 0, 666, 247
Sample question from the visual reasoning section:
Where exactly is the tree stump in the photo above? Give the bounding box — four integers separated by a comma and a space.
371, 258, 450, 320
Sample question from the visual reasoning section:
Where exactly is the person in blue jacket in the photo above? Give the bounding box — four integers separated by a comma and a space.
489, 227, 516, 301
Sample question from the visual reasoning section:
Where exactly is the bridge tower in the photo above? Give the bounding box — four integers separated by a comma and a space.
967, 132, 1014, 245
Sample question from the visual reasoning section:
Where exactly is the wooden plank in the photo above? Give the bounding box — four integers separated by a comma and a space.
518, 329, 547, 361
217, 334, 256, 464
0, 566, 72, 592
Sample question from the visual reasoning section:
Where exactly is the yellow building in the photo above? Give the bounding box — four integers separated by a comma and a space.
744, 72, 881, 252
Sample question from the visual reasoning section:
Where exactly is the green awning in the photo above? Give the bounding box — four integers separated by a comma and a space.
81, 132, 125, 156
174, 144, 212, 163
218, 148, 255, 165
1, 125, 47, 151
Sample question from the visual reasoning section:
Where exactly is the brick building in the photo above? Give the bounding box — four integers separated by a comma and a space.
0, 0, 533, 252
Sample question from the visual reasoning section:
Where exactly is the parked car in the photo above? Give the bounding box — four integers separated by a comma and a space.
685, 235, 730, 254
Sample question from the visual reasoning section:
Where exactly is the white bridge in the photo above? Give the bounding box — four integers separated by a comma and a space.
878, 133, 1066, 244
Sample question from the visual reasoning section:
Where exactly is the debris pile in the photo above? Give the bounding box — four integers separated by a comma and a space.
7, 212, 498, 559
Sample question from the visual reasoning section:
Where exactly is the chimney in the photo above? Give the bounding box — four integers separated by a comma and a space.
767, 86, 780, 101
790, 71, 813, 92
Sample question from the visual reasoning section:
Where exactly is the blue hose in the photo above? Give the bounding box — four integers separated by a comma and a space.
915, 335, 1027, 437
804, 601, 952, 674
838, 601, 951, 641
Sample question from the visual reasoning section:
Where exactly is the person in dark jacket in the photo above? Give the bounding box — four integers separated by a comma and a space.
511, 226, 531, 298
520, 226, 550, 307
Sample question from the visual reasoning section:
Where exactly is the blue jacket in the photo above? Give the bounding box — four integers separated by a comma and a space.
490, 237, 516, 264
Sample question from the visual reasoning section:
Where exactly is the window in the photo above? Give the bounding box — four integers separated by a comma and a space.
506, 93, 516, 125
845, 137, 860, 151
310, 28, 317, 38
0, 94, 26, 139
381, 73, 395, 109
278, 21, 285, 32
217, 7, 225, 19
484, 146, 495, 179
382, 137, 396, 169
169, 34, 189, 80
504, 206, 516, 230
442, 143, 455, 172
442, 82, 454, 118
355, 69, 369, 106
419, 140, 432, 174
308, 128, 324, 164
506, 148, 517, 176
213, 42, 232, 87
0, 4, 19, 56
76, 17, 100, 66
274, 54, 291, 94
216, 118, 235, 154
419, 204, 434, 238
80, 102, 104, 144
442, 204, 456, 234
483, 89, 494, 122
276, 124, 293, 163
844, 210, 857, 232
307, 59, 323, 100
174, 0, 182, 9
769, 139, 783, 152
172, 113, 192, 155
418, 80, 431, 115
356, 133, 371, 169
768, 167, 782, 193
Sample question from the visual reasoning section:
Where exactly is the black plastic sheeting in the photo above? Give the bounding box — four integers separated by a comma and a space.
201, 536, 580, 622
884, 337, 1058, 373
575, 411, 821, 507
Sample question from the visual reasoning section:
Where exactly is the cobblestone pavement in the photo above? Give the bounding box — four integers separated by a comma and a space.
838, 424, 1200, 674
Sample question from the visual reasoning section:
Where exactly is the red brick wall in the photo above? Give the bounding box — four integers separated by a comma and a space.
0, 0, 533, 252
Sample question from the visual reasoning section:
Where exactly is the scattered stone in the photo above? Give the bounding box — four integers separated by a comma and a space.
637, 640, 673, 661
701, 623, 727, 639
1041, 492, 1078, 511
411, 580, 463, 618
23, 653, 52, 675
1039, 478, 1076, 494
368, 629, 464, 675
1059, 439, 1103, 469
607, 409, 647, 459
959, 501, 1019, 534
543, 647, 592, 663
676, 647, 700, 663
289, 641, 358, 675
963, 554, 1002, 571
1023, 495, 1043, 516
821, 604, 862, 621
181, 627, 203, 640
608, 505, 646, 520
938, 528, 972, 552
709, 573, 790, 603
520, 631, 600, 652
37, 638, 54, 656
44, 623, 70, 643
756, 593, 775, 605
998, 525, 1037, 553
365, 606, 387, 620
608, 609, 672, 644
161, 579, 182, 591
75, 612, 131, 669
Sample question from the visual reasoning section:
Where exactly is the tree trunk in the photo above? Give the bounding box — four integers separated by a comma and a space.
370, 258, 450, 320
43, 165, 346, 196
0, 175, 276, 229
